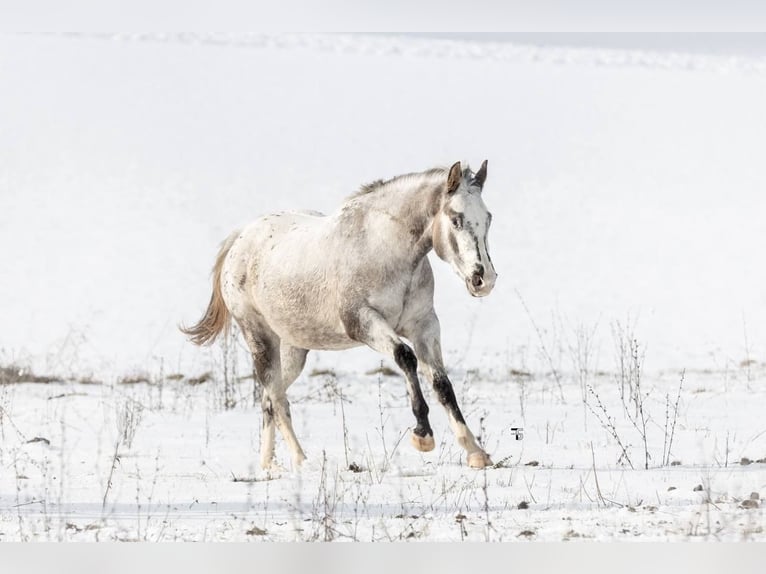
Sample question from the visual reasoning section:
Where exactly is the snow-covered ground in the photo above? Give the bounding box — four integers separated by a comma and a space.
1, 33, 765, 541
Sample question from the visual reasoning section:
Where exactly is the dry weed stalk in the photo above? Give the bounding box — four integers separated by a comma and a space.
586, 383, 634, 469
568, 322, 598, 431
101, 437, 120, 514
662, 370, 685, 467
514, 289, 564, 402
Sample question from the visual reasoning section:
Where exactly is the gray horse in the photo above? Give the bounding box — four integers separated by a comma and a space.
182, 161, 497, 469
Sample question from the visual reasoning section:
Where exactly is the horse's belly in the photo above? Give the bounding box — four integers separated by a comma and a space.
254, 267, 359, 351
266, 305, 359, 351
283, 327, 360, 351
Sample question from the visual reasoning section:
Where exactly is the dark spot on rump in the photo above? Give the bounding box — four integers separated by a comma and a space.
238, 274, 247, 290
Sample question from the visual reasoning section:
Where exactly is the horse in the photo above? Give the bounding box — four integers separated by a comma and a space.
181, 160, 498, 469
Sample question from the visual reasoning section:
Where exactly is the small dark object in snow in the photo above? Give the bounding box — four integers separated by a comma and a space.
491, 455, 513, 469
740, 457, 752, 466
517, 501, 529, 509
518, 530, 535, 538
187, 372, 212, 385
670, 460, 682, 466
246, 525, 267, 536
348, 462, 363, 473
693, 484, 704, 492
667, 486, 677, 491
309, 368, 336, 378
119, 375, 151, 385
26, 437, 50, 446
525, 460, 539, 467
749, 491, 760, 501
740, 499, 759, 510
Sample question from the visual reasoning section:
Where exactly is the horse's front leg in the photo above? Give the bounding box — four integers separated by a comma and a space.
406, 311, 493, 469
342, 306, 435, 452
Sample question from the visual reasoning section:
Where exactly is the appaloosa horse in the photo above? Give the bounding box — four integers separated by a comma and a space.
182, 161, 497, 469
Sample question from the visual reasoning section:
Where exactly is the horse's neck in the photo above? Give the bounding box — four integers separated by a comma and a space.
361, 176, 442, 258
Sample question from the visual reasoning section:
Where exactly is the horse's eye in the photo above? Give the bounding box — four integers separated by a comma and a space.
451, 215, 463, 230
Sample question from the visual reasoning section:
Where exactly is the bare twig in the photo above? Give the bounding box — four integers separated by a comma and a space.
590, 442, 624, 508
586, 383, 634, 469
514, 289, 564, 402
101, 438, 120, 513
339, 387, 350, 468
663, 370, 684, 466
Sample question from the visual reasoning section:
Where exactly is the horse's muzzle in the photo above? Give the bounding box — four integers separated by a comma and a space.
466, 273, 495, 297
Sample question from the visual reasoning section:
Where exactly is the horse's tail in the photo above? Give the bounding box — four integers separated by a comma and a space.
180, 231, 238, 346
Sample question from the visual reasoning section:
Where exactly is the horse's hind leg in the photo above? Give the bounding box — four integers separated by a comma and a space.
239, 321, 307, 469
237, 320, 278, 468
275, 344, 309, 464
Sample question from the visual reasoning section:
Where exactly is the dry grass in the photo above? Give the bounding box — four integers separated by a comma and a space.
186, 372, 212, 385
0, 365, 59, 385
118, 374, 151, 386
364, 365, 399, 377
309, 368, 337, 378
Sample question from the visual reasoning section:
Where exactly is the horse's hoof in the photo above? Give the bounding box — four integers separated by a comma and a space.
467, 451, 493, 468
411, 432, 435, 452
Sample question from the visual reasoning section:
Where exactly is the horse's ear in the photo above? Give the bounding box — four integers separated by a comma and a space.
447, 161, 462, 194
474, 159, 488, 189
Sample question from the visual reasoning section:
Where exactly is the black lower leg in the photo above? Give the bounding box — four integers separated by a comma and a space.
433, 372, 466, 424
394, 343, 432, 438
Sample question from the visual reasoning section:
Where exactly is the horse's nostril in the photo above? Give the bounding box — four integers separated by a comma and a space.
471, 274, 484, 288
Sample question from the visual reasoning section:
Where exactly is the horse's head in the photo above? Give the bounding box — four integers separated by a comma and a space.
433, 160, 497, 297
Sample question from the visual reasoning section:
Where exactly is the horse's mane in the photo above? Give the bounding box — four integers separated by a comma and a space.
350, 166, 448, 199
